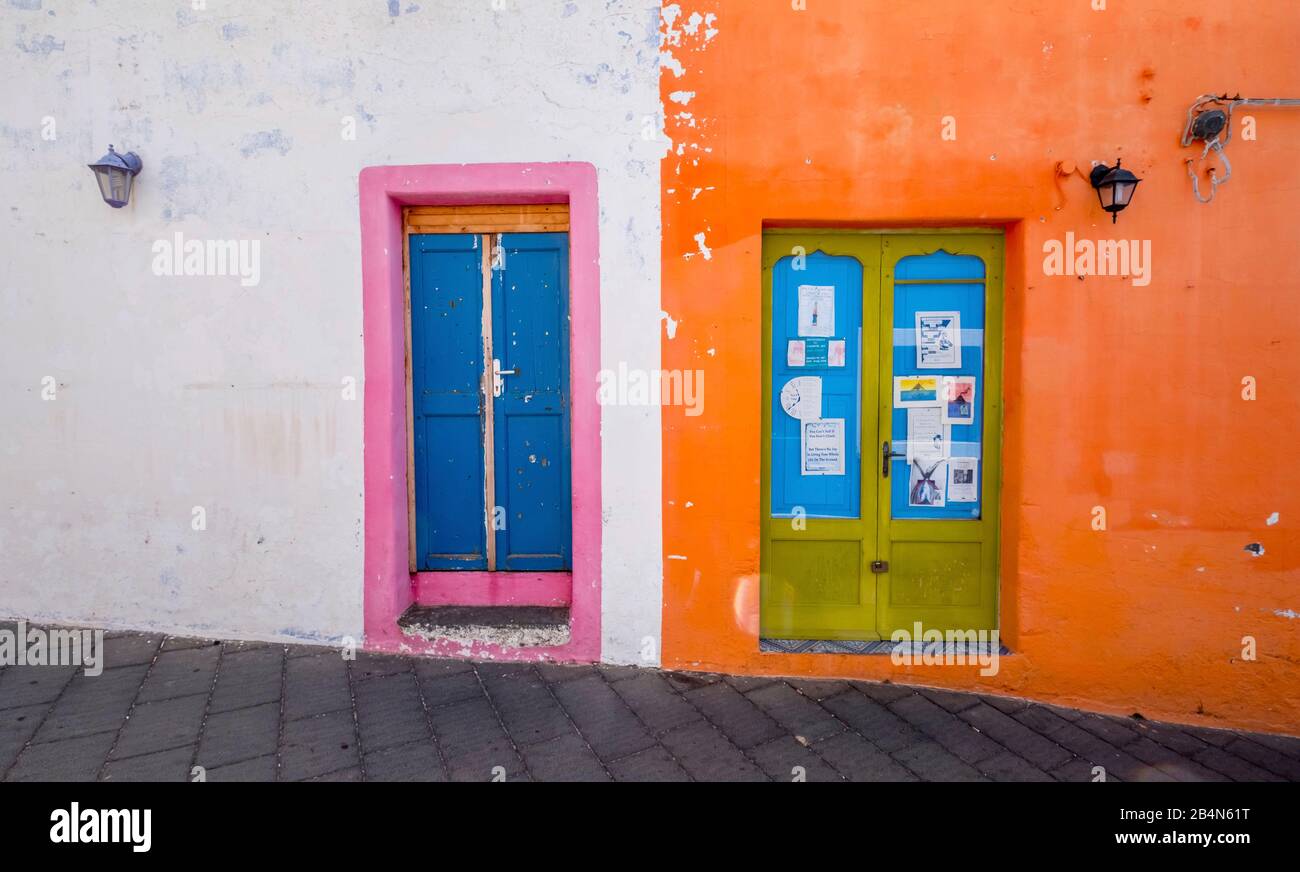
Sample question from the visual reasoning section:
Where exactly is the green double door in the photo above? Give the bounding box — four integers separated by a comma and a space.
760, 231, 1003, 641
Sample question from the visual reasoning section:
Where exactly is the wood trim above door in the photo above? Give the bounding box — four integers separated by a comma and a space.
403, 204, 569, 234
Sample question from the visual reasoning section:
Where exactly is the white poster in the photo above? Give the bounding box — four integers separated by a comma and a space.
828, 339, 846, 367
797, 285, 835, 337
916, 311, 961, 369
786, 339, 806, 368
947, 457, 979, 502
780, 376, 822, 421
801, 418, 845, 476
905, 406, 949, 464
942, 375, 977, 425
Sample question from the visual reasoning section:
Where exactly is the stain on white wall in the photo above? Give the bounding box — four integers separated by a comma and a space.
0, 0, 664, 662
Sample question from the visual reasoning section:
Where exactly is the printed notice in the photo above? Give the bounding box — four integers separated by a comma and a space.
894, 374, 941, 408
942, 375, 977, 424
916, 311, 961, 369
797, 285, 835, 337
780, 376, 822, 421
947, 457, 979, 502
909, 458, 947, 507
828, 339, 846, 367
787, 340, 806, 367
905, 406, 949, 464
801, 418, 845, 476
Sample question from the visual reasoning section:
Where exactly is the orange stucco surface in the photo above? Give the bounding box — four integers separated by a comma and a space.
659, 0, 1300, 734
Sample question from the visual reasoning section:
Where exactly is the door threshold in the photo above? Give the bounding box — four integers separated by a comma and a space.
399, 605, 570, 648
761, 637, 1010, 656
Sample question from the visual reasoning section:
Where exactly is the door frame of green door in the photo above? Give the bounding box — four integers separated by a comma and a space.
760, 228, 1005, 642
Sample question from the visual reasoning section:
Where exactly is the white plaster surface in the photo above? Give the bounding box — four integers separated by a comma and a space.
0, 0, 664, 661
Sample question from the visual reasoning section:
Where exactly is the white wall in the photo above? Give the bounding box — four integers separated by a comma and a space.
0, 0, 664, 661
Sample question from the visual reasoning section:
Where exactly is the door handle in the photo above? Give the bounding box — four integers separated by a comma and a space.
492, 358, 519, 398
882, 440, 904, 477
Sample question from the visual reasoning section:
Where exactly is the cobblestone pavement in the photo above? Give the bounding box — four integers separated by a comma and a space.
2, 627, 1298, 782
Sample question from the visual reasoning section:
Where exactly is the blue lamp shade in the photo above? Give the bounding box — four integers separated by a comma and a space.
88, 145, 143, 208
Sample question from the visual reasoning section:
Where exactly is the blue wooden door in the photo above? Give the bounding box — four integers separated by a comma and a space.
410, 233, 488, 570
490, 233, 571, 570
409, 231, 571, 573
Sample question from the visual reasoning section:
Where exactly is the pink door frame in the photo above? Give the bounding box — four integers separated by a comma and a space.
358, 162, 601, 662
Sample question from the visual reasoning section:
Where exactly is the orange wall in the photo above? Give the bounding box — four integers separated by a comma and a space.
660, 0, 1300, 734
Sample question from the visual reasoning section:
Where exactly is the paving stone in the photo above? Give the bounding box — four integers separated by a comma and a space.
975, 751, 1054, 782
427, 697, 524, 782
821, 690, 924, 754
1074, 713, 1141, 748
552, 675, 655, 760
1132, 721, 1210, 756
481, 669, 573, 747
160, 636, 214, 652
101, 634, 163, 669
664, 671, 721, 692
0, 704, 46, 772
853, 681, 915, 704
610, 673, 703, 735
683, 682, 784, 750
136, 645, 220, 703
418, 668, 485, 709
206, 754, 278, 782
607, 745, 692, 782
959, 703, 1073, 770
788, 679, 852, 701
5, 731, 116, 782
284, 652, 352, 721
596, 664, 643, 683
351, 651, 410, 681
1246, 731, 1300, 761
521, 732, 610, 782
1022, 714, 1174, 782
750, 735, 844, 782
814, 731, 918, 781
221, 640, 275, 655
536, 662, 598, 684
983, 694, 1031, 715
280, 710, 361, 781
208, 646, 284, 713
1193, 745, 1286, 782
919, 687, 983, 713
1222, 737, 1300, 781
33, 665, 148, 744
1124, 736, 1228, 782
285, 643, 331, 659
1182, 725, 1239, 747
722, 674, 780, 693
659, 721, 767, 782
1051, 757, 1113, 782
112, 693, 207, 759
746, 683, 844, 744
473, 661, 532, 681
364, 740, 447, 782
354, 671, 430, 752
892, 740, 987, 781
310, 766, 363, 782
889, 694, 1003, 764
198, 702, 279, 769
412, 658, 476, 680
0, 664, 78, 710
101, 745, 194, 782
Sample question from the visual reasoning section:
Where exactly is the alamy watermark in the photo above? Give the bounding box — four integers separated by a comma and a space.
0, 620, 104, 676
1042, 232, 1151, 287
597, 363, 704, 416
151, 232, 261, 287
889, 622, 1000, 676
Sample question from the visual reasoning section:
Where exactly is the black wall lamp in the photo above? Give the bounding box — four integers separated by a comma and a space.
87, 144, 143, 208
1089, 159, 1141, 223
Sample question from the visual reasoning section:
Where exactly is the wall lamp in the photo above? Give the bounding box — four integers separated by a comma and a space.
1088, 159, 1141, 223
87, 145, 143, 208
